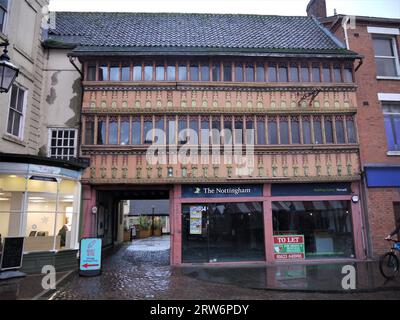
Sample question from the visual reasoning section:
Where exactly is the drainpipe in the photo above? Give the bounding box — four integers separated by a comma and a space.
342, 16, 351, 49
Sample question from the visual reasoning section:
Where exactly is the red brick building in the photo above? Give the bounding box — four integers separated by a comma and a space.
308, 0, 400, 256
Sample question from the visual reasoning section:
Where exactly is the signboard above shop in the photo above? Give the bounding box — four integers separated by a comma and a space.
182, 184, 263, 198
271, 183, 352, 197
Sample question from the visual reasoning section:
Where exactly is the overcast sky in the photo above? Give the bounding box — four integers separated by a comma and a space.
49, 0, 400, 18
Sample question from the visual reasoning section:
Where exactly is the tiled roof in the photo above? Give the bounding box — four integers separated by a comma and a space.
48, 12, 351, 54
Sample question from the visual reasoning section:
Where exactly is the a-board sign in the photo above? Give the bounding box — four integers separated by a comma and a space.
0, 237, 25, 271
79, 238, 102, 277
273, 235, 305, 260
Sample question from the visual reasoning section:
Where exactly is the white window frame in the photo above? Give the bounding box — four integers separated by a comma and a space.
381, 102, 400, 156
0, 0, 10, 34
6, 84, 27, 140
371, 34, 400, 79
47, 128, 78, 161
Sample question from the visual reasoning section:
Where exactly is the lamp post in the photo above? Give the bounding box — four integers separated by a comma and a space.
0, 41, 19, 93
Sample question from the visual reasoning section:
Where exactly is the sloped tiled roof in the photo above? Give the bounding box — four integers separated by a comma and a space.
47, 12, 354, 55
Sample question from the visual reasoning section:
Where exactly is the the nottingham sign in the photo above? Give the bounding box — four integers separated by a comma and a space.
182, 184, 263, 198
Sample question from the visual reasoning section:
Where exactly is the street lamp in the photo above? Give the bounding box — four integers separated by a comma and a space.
0, 41, 19, 93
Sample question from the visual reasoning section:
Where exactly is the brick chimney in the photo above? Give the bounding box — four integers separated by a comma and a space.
306, 0, 327, 18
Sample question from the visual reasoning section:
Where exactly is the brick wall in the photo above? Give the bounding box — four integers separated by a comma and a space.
329, 19, 400, 257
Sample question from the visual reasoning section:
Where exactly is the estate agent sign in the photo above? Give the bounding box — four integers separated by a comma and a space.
273, 235, 305, 260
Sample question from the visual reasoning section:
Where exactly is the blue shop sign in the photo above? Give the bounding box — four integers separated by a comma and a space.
271, 183, 352, 197
182, 184, 263, 198
365, 167, 400, 187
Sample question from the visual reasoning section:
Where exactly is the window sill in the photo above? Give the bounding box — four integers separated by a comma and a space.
377, 76, 400, 81
2, 134, 26, 147
387, 151, 400, 156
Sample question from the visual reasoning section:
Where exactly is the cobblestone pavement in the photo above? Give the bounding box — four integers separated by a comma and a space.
50, 242, 400, 300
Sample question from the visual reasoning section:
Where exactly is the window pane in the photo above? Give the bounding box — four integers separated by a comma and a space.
98, 65, 108, 81
302, 119, 311, 144
12, 113, 21, 137
280, 119, 289, 144
212, 63, 220, 81
301, 64, 310, 82
344, 68, 353, 82
256, 64, 265, 82
132, 120, 141, 144
384, 114, 396, 150
189, 119, 199, 144
121, 65, 130, 81
201, 65, 210, 81
178, 119, 187, 144
97, 120, 106, 145
223, 118, 233, 145
322, 65, 331, 82
155, 118, 165, 144
373, 38, 394, 56
133, 64, 142, 81
87, 65, 96, 81
312, 64, 321, 82
346, 119, 357, 143
246, 119, 254, 145
167, 65, 176, 81
190, 64, 199, 81
223, 64, 232, 82
201, 119, 210, 145
235, 119, 244, 144
278, 65, 288, 82
120, 121, 130, 145
268, 64, 277, 82
268, 118, 278, 144
325, 118, 334, 143
144, 120, 153, 144
167, 120, 176, 144
290, 65, 299, 82
144, 65, 153, 81
212, 118, 221, 144
109, 121, 118, 145
10, 85, 17, 109
235, 65, 243, 82
156, 65, 165, 81
333, 66, 341, 82
336, 119, 345, 144
313, 118, 323, 144
179, 65, 187, 81
273, 201, 355, 258
375, 58, 397, 77
85, 120, 94, 145
110, 64, 120, 81
245, 64, 255, 82
291, 119, 300, 144
16, 88, 25, 112
257, 120, 266, 145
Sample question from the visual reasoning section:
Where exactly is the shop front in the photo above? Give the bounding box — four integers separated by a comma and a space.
0, 154, 85, 274
174, 182, 365, 265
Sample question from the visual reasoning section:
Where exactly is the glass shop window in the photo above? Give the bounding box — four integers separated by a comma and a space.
273, 201, 355, 259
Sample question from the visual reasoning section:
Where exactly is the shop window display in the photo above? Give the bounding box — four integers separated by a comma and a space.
272, 201, 355, 258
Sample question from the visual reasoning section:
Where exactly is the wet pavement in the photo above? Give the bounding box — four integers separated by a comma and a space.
1, 237, 400, 300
